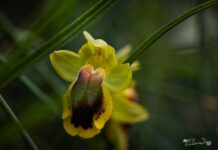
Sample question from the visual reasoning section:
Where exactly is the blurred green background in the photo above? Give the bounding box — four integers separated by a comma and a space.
0, 0, 218, 149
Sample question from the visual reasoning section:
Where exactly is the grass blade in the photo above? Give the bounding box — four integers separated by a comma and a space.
0, 102, 54, 148
125, 0, 218, 64
0, 11, 18, 42
0, 56, 60, 116
0, 0, 118, 89
20, 76, 60, 116
5, 0, 78, 64
0, 12, 63, 101
0, 95, 39, 150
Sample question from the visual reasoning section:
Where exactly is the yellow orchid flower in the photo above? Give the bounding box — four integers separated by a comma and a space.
49, 31, 132, 138
106, 46, 149, 150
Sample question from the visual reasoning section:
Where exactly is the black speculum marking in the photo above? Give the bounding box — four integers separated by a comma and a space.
70, 67, 104, 129
71, 89, 103, 129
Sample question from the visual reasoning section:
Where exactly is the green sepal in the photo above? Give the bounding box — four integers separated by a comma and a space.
50, 50, 84, 82
111, 94, 149, 124
104, 64, 132, 91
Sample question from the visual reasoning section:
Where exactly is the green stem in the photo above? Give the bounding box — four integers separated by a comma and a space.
125, 0, 218, 64
0, 95, 39, 150
0, 0, 117, 90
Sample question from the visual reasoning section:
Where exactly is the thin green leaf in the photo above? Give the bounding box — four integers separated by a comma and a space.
0, 0, 118, 90
125, 0, 218, 64
0, 12, 63, 99
0, 102, 54, 148
31, 0, 78, 34
5, 0, 78, 64
0, 11, 18, 42
0, 57, 60, 116
0, 11, 61, 116
36, 62, 65, 95
20, 76, 60, 116
0, 95, 39, 150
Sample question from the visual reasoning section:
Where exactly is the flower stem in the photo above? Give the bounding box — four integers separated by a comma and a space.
125, 0, 218, 64
0, 95, 39, 150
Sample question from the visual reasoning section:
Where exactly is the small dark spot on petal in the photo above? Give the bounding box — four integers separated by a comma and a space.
95, 107, 105, 120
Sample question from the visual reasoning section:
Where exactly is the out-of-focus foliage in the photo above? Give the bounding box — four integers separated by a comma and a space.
0, 0, 218, 149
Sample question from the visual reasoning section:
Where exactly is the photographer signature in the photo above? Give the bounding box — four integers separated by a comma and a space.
183, 137, 211, 146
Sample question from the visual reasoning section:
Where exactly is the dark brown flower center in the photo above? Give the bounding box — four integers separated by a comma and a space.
70, 66, 104, 129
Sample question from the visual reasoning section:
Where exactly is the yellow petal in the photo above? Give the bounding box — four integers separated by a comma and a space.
83, 31, 95, 41
83, 31, 108, 47
62, 83, 73, 119
50, 50, 84, 82
130, 60, 140, 72
104, 64, 132, 91
116, 45, 141, 72
79, 32, 117, 70
94, 87, 113, 129
116, 44, 132, 63
63, 116, 100, 138
78, 125, 100, 139
64, 115, 102, 138
112, 94, 149, 124
63, 116, 79, 136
